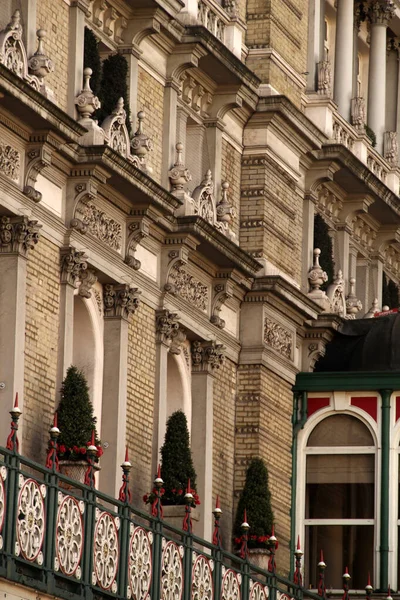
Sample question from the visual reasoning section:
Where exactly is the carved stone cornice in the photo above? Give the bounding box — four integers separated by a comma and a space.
60, 247, 88, 287
155, 309, 180, 345
103, 284, 141, 320
191, 340, 225, 373
0, 215, 41, 257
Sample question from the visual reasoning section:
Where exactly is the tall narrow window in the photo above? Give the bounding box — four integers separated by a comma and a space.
305, 415, 375, 589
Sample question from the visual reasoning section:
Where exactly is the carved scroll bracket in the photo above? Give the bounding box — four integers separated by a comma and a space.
24, 145, 52, 202
163, 246, 189, 291
210, 280, 234, 329
125, 217, 151, 270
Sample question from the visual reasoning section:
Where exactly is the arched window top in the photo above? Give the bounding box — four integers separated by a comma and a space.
307, 414, 374, 447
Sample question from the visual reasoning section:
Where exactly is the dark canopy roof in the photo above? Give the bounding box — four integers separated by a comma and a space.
315, 313, 400, 372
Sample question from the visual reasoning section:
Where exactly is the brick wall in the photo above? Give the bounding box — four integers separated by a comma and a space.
126, 301, 156, 505
221, 139, 241, 239
245, 0, 308, 107
36, 0, 69, 111
240, 155, 303, 284
213, 357, 237, 549
235, 364, 293, 574
24, 237, 60, 462
137, 67, 164, 184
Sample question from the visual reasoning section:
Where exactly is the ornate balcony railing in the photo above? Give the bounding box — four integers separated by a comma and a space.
0, 402, 324, 600
198, 0, 230, 42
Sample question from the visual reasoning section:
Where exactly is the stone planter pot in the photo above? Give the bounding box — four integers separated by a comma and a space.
59, 460, 100, 488
162, 505, 200, 537
248, 548, 270, 571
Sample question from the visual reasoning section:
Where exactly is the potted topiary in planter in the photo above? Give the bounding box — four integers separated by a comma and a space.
57, 366, 103, 484
233, 458, 274, 569
144, 410, 200, 532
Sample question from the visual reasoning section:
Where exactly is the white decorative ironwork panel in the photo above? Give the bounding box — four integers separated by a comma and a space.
15, 477, 46, 564
249, 582, 269, 600
161, 539, 184, 600
127, 525, 153, 600
221, 567, 241, 600
92, 509, 120, 592
55, 493, 84, 578
0, 466, 6, 549
192, 553, 214, 600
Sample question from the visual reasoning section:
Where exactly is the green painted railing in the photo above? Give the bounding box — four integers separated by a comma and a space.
0, 406, 323, 600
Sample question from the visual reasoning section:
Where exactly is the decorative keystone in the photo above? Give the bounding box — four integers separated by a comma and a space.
168, 143, 192, 194
75, 68, 101, 121
103, 284, 141, 320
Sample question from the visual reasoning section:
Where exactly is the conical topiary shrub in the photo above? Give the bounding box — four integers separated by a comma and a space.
57, 366, 102, 462
233, 458, 274, 549
97, 53, 132, 133
160, 410, 199, 506
83, 27, 102, 97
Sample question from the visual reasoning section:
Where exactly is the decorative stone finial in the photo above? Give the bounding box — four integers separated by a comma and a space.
308, 249, 328, 293
131, 111, 153, 159
351, 97, 366, 131
345, 277, 362, 319
75, 68, 101, 120
28, 29, 54, 90
384, 131, 398, 165
216, 181, 235, 224
168, 143, 192, 194
5, 10, 22, 33
364, 298, 379, 318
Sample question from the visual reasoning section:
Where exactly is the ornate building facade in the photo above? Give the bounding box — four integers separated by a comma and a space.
1, 0, 400, 597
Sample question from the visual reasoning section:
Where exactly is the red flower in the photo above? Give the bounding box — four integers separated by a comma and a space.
178, 489, 183, 495
172, 488, 176, 494
58, 444, 66, 453
80, 447, 87, 454
143, 494, 148, 503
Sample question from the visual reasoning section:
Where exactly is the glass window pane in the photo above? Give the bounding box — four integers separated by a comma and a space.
305, 525, 373, 590
307, 415, 374, 447
306, 455, 374, 518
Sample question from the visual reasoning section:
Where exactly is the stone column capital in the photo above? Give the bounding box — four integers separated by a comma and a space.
155, 309, 179, 345
0, 215, 41, 258
60, 247, 88, 286
103, 284, 141, 320
369, 0, 395, 25
191, 340, 225, 374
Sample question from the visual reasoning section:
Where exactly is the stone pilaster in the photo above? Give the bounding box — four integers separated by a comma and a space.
0, 215, 41, 448
191, 340, 225, 540
101, 283, 141, 497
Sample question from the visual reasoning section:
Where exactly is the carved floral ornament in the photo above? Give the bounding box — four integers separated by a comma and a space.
0, 142, 20, 182
165, 264, 209, 312
0, 11, 54, 100
71, 184, 122, 253
263, 318, 293, 360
